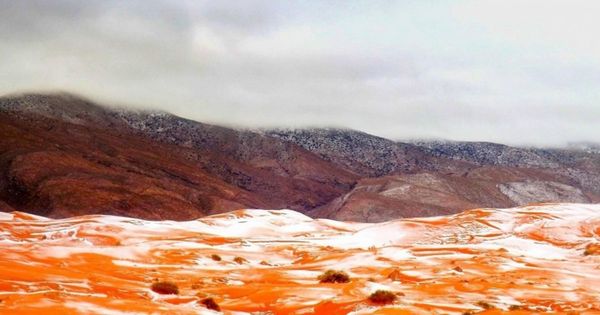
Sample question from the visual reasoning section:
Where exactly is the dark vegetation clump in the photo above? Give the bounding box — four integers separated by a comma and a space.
150, 281, 179, 295
318, 270, 350, 283
584, 243, 600, 256
477, 301, 494, 310
367, 290, 397, 304
233, 256, 248, 264
210, 254, 222, 261
191, 283, 201, 290
199, 297, 221, 311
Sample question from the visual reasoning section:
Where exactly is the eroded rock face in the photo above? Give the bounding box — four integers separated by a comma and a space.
498, 181, 589, 205
416, 140, 600, 198
311, 167, 596, 222
310, 172, 507, 222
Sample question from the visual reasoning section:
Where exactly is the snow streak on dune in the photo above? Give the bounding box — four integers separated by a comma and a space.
0, 204, 599, 314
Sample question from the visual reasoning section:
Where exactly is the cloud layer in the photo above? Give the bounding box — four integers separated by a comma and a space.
1, 0, 599, 146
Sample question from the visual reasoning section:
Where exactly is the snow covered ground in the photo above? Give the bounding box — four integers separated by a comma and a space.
0, 204, 599, 314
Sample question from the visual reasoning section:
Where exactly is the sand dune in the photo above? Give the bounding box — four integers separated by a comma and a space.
0, 204, 599, 314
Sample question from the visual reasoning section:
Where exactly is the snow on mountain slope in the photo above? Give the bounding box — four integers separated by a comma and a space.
0, 93, 358, 218
0, 204, 599, 314
267, 128, 431, 176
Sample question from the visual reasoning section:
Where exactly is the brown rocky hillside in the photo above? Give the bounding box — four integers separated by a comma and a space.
1, 92, 599, 221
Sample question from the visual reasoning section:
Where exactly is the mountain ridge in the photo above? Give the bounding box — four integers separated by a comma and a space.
1, 203, 599, 313
1, 92, 599, 221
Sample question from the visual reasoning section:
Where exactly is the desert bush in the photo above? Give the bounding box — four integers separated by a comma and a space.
151, 281, 179, 295
233, 256, 248, 264
318, 270, 350, 283
199, 297, 220, 311
368, 290, 397, 304
210, 254, 222, 261
477, 301, 494, 310
509, 305, 525, 310
584, 243, 600, 256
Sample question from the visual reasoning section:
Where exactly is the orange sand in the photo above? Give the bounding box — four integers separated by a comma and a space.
0, 204, 599, 314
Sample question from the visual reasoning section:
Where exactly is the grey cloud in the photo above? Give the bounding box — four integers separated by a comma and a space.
0, 0, 599, 146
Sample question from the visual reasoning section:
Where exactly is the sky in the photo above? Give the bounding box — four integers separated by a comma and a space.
1, 0, 599, 146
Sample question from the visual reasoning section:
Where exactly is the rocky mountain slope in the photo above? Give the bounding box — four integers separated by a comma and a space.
0, 93, 357, 219
270, 129, 600, 221
1, 92, 599, 221
267, 128, 439, 177
0, 102, 261, 219
310, 168, 591, 222
416, 140, 600, 199
1, 203, 599, 314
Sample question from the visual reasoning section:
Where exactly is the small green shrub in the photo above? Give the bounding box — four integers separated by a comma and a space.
199, 297, 220, 311
368, 290, 397, 304
318, 270, 350, 283
151, 281, 179, 295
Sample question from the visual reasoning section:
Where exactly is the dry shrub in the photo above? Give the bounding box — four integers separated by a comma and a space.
199, 297, 220, 311
584, 243, 600, 256
477, 301, 494, 310
233, 256, 248, 264
151, 281, 179, 295
318, 270, 350, 283
368, 290, 397, 304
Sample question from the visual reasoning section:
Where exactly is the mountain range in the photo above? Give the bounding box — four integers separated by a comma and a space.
1, 93, 599, 221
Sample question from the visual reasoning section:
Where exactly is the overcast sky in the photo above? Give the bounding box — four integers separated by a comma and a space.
1, 0, 599, 146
